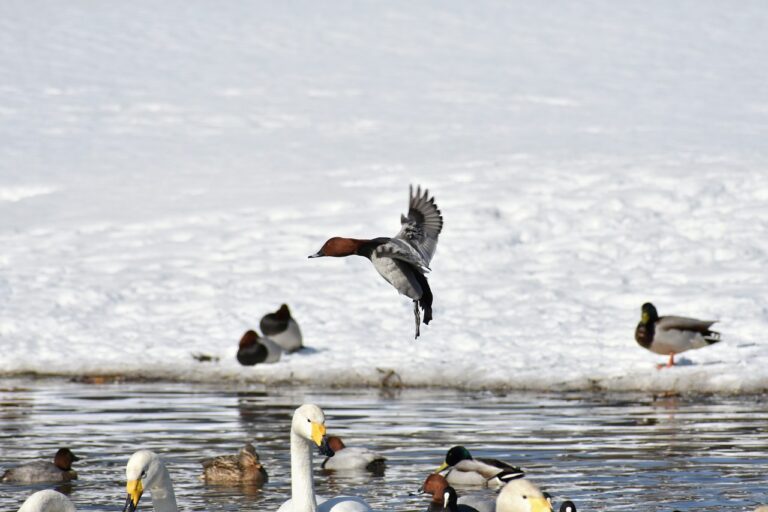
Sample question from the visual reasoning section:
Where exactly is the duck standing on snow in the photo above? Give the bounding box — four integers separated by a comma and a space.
236, 330, 283, 365
320, 436, 386, 472
200, 442, 268, 486
635, 302, 722, 368
260, 304, 303, 353
2, 448, 79, 483
309, 185, 443, 339
436, 446, 524, 487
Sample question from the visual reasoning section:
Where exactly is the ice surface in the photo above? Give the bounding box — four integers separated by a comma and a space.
1, 1, 767, 392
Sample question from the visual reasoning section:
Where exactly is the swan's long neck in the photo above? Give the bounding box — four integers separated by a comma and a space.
291, 427, 317, 512
150, 463, 179, 512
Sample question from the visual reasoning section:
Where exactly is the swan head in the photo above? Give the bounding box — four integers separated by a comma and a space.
497, 478, 553, 512
292, 404, 334, 456
123, 450, 166, 512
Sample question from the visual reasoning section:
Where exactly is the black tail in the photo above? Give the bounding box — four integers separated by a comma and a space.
705, 330, 721, 345
413, 272, 433, 325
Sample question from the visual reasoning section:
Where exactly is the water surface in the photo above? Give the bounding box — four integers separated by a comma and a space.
1, 378, 766, 511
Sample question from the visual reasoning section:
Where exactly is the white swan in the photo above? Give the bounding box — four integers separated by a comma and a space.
277, 404, 372, 512
17, 490, 76, 512
496, 478, 552, 512
123, 450, 178, 512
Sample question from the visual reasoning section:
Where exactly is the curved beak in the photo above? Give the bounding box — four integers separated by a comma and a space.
308, 250, 324, 258
435, 461, 449, 473
123, 479, 143, 512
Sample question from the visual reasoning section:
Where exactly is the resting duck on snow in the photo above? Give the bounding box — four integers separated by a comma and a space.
309, 185, 443, 339
634, 302, 722, 368
437, 446, 524, 488
2, 448, 79, 483
277, 404, 372, 512
200, 442, 268, 485
260, 304, 303, 353
237, 329, 283, 365
320, 436, 386, 472
17, 490, 76, 512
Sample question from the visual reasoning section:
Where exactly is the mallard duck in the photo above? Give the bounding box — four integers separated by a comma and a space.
635, 302, 722, 367
260, 304, 303, 353
123, 450, 178, 512
417, 473, 494, 512
276, 404, 372, 512
17, 489, 76, 512
309, 185, 443, 339
2, 448, 79, 483
436, 446, 524, 487
236, 330, 282, 366
200, 442, 268, 485
321, 436, 385, 472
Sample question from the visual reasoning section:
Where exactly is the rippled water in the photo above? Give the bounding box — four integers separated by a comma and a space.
1, 378, 766, 511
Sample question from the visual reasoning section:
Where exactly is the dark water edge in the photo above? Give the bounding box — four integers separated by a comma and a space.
1, 378, 767, 511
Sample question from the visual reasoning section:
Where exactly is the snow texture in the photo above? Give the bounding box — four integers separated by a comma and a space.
1, 1, 767, 393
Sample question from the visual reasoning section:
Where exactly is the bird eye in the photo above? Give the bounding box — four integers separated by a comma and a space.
141, 470, 147, 478
306, 418, 311, 423
522, 495, 527, 499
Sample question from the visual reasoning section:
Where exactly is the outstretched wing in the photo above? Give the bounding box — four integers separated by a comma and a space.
380, 184, 443, 267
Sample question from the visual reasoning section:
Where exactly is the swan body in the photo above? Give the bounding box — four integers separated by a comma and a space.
17, 490, 76, 512
276, 404, 372, 512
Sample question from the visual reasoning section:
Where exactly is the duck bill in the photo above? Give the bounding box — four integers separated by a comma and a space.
123, 479, 143, 512
435, 461, 449, 473
308, 250, 324, 258
529, 497, 552, 512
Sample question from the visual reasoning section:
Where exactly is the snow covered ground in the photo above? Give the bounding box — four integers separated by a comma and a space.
1, 1, 767, 393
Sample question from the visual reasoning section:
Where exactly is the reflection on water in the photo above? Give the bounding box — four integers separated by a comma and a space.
0, 379, 766, 511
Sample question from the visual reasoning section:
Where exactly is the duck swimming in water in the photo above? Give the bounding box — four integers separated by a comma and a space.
200, 442, 268, 486
635, 302, 722, 368
1, 448, 79, 483
309, 185, 443, 339
436, 446, 524, 488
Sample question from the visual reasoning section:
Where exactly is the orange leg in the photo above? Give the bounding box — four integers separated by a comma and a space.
656, 353, 676, 370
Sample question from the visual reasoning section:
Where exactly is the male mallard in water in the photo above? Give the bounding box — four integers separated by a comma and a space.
200, 442, 268, 485
635, 302, 722, 368
436, 446, 524, 487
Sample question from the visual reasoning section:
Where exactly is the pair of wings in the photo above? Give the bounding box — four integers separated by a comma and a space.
375, 185, 444, 273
